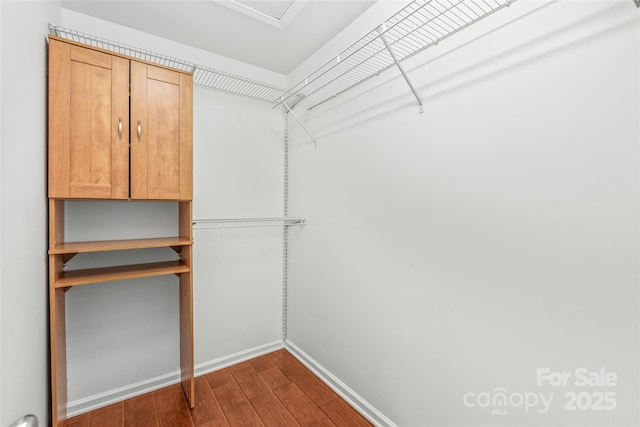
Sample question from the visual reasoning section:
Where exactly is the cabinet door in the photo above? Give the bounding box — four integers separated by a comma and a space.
130, 62, 192, 200
48, 39, 129, 199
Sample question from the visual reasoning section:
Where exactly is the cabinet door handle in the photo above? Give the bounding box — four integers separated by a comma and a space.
118, 117, 123, 141
137, 120, 142, 142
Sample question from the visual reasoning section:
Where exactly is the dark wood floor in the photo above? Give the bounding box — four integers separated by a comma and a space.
64, 349, 372, 426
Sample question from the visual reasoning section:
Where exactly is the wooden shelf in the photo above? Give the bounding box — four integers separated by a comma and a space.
49, 237, 192, 255
53, 260, 190, 288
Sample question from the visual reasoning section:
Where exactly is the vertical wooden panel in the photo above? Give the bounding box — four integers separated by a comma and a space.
178, 126, 193, 412
146, 73, 180, 199
180, 267, 194, 407
111, 56, 130, 199
179, 201, 192, 241
48, 39, 71, 198
50, 285, 66, 426
179, 200, 194, 407
49, 199, 67, 425
131, 62, 191, 200
179, 73, 193, 200
130, 61, 148, 199
49, 39, 133, 200
68, 56, 112, 198
49, 199, 64, 249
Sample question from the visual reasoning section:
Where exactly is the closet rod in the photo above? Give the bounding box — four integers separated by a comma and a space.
193, 217, 306, 230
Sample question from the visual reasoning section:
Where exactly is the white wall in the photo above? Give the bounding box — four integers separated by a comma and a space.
60, 8, 286, 89
58, 11, 286, 413
0, 2, 3, 420
192, 89, 284, 364
287, 1, 639, 425
0, 1, 62, 426
63, 203, 185, 402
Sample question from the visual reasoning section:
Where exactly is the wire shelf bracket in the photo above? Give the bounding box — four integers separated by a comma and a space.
282, 99, 318, 147
192, 217, 306, 230
285, 0, 517, 112
378, 23, 424, 114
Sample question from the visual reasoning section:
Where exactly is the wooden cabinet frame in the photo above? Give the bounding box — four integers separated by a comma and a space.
48, 36, 195, 427
48, 36, 193, 201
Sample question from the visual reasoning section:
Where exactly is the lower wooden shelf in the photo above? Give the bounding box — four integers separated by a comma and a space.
48, 199, 195, 426
53, 260, 190, 288
49, 237, 192, 254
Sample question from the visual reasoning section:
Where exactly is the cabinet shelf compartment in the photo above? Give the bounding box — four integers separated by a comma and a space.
53, 260, 190, 288
49, 237, 192, 255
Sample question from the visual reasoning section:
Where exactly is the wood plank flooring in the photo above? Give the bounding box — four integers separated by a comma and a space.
63, 349, 372, 427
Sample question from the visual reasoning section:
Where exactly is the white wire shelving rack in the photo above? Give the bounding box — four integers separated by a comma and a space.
48, 24, 297, 104
192, 217, 305, 230
283, 0, 516, 112
49, 0, 519, 135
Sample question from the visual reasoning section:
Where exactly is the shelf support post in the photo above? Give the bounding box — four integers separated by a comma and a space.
378, 26, 424, 114
282, 98, 318, 147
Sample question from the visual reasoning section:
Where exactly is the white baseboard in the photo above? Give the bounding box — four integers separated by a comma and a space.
284, 340, 396, 427
194, 340, 284, 377
67, 340, 284, 417
66, 371, 180, 418
67, 339, 394, 426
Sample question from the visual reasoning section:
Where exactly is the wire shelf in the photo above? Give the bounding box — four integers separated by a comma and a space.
193, 217, 306, 230
48, 24, 297, 104
286, 0, 515, 111
49, 24, 196, 72
50, 0, 514, 108
193, 65, 297, 104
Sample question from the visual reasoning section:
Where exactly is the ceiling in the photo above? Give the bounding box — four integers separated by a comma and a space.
60, 0, 377, 75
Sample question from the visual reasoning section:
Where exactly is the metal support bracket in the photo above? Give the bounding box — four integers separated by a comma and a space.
378, 25, 424, 114
282, 98, 318, 147
635, 0, 639, 8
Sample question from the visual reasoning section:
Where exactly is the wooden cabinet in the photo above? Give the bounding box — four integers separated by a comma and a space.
48, 38, 192, 201
130, 62, 193, 200
47, 36, 194, 427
